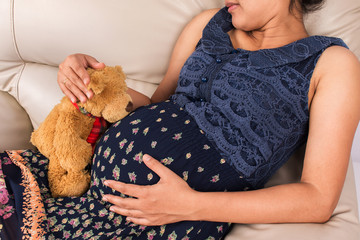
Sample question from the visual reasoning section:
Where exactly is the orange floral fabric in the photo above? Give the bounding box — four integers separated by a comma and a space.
6, 150, 47, 240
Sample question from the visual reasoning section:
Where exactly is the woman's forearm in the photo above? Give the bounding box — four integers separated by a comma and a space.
190, 182, 334, 224
126, 88, 151, 111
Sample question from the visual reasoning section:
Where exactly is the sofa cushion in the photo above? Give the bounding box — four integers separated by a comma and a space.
304, 0, 360, 59
1, 0, 225, 129
226, 160, 360, 240
11, 0, 224, 98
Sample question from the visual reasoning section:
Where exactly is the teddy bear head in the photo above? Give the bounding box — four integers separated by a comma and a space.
78, 66, 133, 123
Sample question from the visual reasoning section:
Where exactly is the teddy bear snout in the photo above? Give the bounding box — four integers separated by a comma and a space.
125, 101, 133, 112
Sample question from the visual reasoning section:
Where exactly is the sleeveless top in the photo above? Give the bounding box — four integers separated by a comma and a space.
171, 7, 348, 188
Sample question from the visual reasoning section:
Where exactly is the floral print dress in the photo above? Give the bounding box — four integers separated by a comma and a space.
0, 101, 251, 239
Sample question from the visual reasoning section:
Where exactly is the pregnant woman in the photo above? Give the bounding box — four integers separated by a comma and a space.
1, 0, 360, 239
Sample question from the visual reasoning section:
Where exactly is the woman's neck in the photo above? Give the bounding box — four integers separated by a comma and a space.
229, 14, 309, 51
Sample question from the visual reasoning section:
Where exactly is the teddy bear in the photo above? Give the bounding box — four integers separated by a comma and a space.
31, 66, 132, 197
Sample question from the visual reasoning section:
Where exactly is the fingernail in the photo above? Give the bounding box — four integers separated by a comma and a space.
143, 154, 151, 162
104, 181, 109, 186
109, 206, 115, 212
102, 195, 108, 201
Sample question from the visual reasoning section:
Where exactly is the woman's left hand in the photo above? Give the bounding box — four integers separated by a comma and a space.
102, 154, 199, 226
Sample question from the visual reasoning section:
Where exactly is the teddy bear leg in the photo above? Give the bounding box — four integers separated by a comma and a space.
58, 170, 91, 197
48, 159, 91, 197
48, 159, 69, 197
56, 139, 93, 172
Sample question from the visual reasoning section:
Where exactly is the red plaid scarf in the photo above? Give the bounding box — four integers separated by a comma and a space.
72, 102, 108, 152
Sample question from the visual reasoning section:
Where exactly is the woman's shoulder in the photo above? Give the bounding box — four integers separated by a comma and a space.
315, 45, 360, 83
194, 8, 221, 23
321, 45, 358, 62
183, 8, 220, 35
174, 8, 220, 50
311, 44, 360, 109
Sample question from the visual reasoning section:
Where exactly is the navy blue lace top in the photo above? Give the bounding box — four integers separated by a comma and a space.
171, 7, 348, 188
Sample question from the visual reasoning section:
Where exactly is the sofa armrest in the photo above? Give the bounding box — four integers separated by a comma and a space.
0, 91, 34, 150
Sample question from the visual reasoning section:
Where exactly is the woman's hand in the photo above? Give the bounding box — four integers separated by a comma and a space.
102, 154, 199, 226
58, 53, 105, 103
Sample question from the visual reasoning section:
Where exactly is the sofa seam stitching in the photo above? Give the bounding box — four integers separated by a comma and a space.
10, 0, 26, 101
10, 0, 24, 62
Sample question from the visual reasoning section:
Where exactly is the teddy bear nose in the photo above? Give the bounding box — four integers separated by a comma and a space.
125, 101, 133, 112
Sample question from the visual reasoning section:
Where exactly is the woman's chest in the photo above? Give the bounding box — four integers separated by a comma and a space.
177, 50, 312, 115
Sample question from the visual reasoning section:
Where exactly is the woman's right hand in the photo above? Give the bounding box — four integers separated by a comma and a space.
58, 53, 105, 103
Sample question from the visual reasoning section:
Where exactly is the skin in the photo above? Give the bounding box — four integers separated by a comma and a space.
58, 0, 360, 226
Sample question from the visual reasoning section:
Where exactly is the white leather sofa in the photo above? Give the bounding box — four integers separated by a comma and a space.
1, 0, 359, 239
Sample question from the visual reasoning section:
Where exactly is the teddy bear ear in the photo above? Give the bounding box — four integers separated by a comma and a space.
88, 76, 106, 95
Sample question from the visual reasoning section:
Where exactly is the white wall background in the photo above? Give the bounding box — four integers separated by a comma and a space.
351, 124, 360, 218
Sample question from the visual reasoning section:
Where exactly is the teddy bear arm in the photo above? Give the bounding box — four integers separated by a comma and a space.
53, 112, 93, 171
30, 104, 62, 158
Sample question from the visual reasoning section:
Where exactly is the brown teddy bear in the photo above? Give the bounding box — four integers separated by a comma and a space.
31, 66, 132, 197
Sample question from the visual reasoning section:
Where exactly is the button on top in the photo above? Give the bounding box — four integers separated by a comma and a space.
201, 77, 208, 82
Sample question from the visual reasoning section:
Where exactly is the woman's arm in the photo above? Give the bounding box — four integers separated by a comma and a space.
150, 9, 219, 103
102, 46, 360, 226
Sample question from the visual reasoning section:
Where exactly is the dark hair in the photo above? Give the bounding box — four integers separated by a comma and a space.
290, 0, 325, 14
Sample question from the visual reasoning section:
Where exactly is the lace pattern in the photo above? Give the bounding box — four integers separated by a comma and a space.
172, 7, 348, 187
